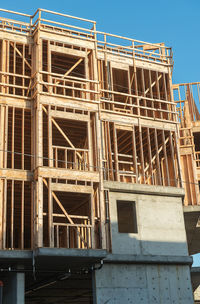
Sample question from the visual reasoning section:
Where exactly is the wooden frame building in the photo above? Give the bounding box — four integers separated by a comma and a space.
0, 8, 196, 304
0, 8, 183, 252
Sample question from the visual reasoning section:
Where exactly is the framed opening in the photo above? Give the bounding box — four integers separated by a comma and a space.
116, 200, 138, 233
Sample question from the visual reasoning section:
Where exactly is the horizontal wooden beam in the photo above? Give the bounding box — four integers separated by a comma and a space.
50, 110, 89, 122
50, 44, 86, 57
0, 169, 33, 181
51, 183, 93, 193
36, 167, 99, 182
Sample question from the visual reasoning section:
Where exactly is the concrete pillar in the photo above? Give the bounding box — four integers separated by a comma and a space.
3, 273, 24, 304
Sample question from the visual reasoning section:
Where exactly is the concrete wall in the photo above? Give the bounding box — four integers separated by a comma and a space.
92, 183, 194, 304
93, 264, 194, 304
108, 190, 188, 256
191, 267, 200, 303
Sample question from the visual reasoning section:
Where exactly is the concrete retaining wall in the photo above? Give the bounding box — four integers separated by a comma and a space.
93, 263, 193, 304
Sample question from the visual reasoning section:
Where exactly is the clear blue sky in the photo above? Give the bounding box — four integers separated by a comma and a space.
0, 0, 199, 85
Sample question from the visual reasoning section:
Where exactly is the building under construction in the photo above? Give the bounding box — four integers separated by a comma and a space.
173, 82, 200, 303
0, 8, 199, 304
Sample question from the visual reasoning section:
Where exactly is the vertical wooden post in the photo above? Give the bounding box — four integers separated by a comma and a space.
11, 180, 14, 249
36, 176, 43, 247
163, 73, 169, 120
90, 191, 95, 248
88, 117, 93, 171
169, 131, 178, 187
3, 179, 7, 249
33, 29, 44, 248
0, 178, 3, 250
156, 71, 162, 119
0, 106, 5, 249
3, 106, 8, 168
107, 122, 114, 181
48, 178, 54, 247
95, 111, 106, 249
5, 41, 9, 94
132, 125, 138, 183
167, 65, 174, 121
161, 130, 170, 186
21, 180, 24, 249
113, 123, 119, 181
154, 128, 162, 185
85, 49, 90, 100
139, 124, 145, 183
47, 40, 52, 93
21, 109, 24, 170
149, 70, 154, 118
174, 128, 183, 188
48, 105, 53, 167
13, 42, 16, 96
147, 128, 153, 184
141, 68, 147, 117
11, 108, 15, 169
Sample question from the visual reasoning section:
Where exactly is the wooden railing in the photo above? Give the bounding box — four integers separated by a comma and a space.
0, 17, 31, 34
0, 72, 31, 97
36, 71, 99, 101
179, 128, 194, 149
31, 8, 95, 39
53, 145, 90, 171
195, 152, 200, 169
117, 153, 136, 181
0, 9, 173, 66
103, 152, 137, 182
100, 89, 177, 122
97, 33, 172, 65
53, 222, 92, 249
173, 83, 200, 123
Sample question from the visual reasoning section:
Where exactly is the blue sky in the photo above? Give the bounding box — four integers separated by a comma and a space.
0, 0, 199, 84
0, 0, 200, 265
193, 253, 200, 267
